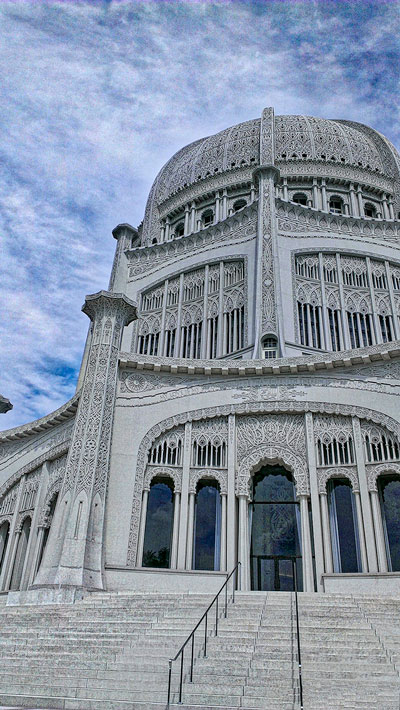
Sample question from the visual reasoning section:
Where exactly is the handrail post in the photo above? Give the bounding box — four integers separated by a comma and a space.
292, 558, 303, 710
179, 647, 184, 704
166, 562, 240, 706
190, 633, 194, 682
167, 659, 172, 706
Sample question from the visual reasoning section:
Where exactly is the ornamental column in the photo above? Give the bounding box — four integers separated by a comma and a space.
136, 488, 149, 566
305, 413, 325, 590
299, 494, 314, 592
252, 106, 282, 356
237, 494, 249, 590
34, 290, 137, 590
370, 489, 388, 572
320, 491, 333, 573
185, 491, 195, 569
220, 493, 227, 572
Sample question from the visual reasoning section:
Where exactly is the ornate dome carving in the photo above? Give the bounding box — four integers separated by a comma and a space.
143, 113, 399, 238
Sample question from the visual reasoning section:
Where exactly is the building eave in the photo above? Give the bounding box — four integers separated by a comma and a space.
119, 341, 400, 378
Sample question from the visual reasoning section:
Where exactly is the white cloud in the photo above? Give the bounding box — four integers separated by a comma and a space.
1, 0, 399, 428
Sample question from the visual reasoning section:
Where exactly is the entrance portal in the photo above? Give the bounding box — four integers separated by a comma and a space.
250, 465, 302, 591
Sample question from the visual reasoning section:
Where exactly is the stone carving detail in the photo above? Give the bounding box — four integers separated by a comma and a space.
313, 414, 353, 438
192, 417, 228, 437
127, 398, 400, 564
317, 466, 359, 494
360, 422, 400, 465
366, 463, 400, 492
38, 454, 68, 527
120, 371, 187, 394
0, 483, 18, 517
0, 421, 73, 465
189, 468, 228, 495
128, 206, 256, 280
133, 259, 247, 358
143, 466, 182, 493
236, 414, 308, 496
19, 469, 41, 512
147, 427, 184, 467
61, 293, 136, 502
277, 201, 399, 240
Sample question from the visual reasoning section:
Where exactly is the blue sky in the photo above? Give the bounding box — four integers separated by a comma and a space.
1, 0, 400, 429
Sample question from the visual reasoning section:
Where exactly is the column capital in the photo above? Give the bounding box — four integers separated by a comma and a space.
112, 223, 137, 241
82, 290, 137, 325
252, 165, 280, 184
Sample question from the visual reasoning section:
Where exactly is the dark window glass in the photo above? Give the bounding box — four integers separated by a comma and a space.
379, 476, 400, 571
329, 479, 360, 573
293, 193, 307, 206
194, 483, 221, 571
143, 481, 173, 568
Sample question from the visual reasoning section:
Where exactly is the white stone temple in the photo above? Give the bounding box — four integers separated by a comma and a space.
1, 106, 400, 605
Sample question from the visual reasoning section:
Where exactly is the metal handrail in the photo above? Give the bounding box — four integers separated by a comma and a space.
167, 561, 241, 706
292, 558, 303, 710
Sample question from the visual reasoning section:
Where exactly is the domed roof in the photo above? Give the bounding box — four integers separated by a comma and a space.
142, 111, 400, 243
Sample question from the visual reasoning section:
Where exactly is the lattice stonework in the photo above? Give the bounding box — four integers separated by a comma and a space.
134, 259, 247, 359
294, 251, 400, 352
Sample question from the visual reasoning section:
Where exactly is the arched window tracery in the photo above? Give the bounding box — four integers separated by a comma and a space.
363, 426, 400, 464
148, 432, 183, 467
292, 192, 307, 206
135, 260, 246, 359
295, 252, 400, 352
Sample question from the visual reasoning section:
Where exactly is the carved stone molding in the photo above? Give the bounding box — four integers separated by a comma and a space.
0, 442, 70, 506
143, 466, 182, 493
366, 462, 400, 492
189, 468, 228, 495
0, 394, 79, 444
126, 399, 400, 565
237, 447, 308, 497
317, 466, 359, 494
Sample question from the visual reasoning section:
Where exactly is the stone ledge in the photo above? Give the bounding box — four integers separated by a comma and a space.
119, 340, 400, 378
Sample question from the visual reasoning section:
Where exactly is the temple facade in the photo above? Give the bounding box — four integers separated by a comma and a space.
2, 107, 400, 600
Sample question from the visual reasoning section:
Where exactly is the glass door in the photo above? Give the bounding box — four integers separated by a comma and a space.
250, 465, 302, 591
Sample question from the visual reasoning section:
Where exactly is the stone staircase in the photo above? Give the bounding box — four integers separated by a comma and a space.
0, 590, 397, 709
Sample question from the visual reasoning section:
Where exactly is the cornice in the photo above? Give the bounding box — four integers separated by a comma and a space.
0, 393, 80, 442
119, 341, 400, 378
276, 199, 400, 240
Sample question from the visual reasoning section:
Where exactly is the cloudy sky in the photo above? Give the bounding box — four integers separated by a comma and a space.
1, 0, 400, 429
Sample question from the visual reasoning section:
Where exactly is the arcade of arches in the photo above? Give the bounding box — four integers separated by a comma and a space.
133, 412, 400, 592
1, 413, 400, 593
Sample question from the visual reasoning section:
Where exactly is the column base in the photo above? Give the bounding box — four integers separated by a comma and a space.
7, 585, 85, 606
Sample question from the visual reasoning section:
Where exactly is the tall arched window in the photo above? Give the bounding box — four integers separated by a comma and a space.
250, 465, 302, 591
232, 199, 247, 212
10, 516, 31, 590
174, 222, 184, 238
193, 480, 221, 571
329, 196, 343, 214
292, 193, 307, 206
202, 209, 214, 227
328, 479, 361, 573
378, 474, 400, 571
142, 478, 174, 569
0, 521, 10, 576
364, 203, 376, 218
